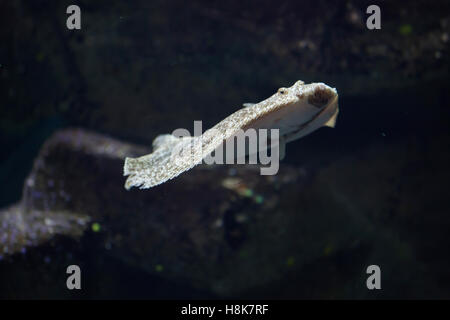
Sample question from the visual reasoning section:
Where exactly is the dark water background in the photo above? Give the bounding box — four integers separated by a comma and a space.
0, 0, 449, 299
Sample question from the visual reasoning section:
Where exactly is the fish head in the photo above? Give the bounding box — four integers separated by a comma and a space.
270, 80, 339, 142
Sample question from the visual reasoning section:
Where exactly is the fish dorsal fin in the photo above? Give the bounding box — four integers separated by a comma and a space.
242, 103, 255, 108
324, 109, 339, 128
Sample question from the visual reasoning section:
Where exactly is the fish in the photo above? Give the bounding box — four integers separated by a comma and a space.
123, 80, 339, 189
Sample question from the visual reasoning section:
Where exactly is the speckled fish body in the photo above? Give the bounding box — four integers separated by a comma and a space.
124, 80, 339, 189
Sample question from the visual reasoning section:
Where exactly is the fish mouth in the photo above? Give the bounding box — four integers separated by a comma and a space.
284, 91, 338, 141
300, 92, 338, 128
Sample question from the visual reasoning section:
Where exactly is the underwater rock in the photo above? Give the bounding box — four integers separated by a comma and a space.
0, 128, 355, 296
2, 129, 443, 297
0, 203, 88, 259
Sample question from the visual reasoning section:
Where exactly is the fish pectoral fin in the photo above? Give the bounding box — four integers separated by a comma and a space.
124, 136, 201, 189
242, 103, 255, 108
152, 134, 180, 150
324, 108, 339, 128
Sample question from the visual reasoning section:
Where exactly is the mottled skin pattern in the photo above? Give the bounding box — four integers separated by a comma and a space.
124, 80, 339, 189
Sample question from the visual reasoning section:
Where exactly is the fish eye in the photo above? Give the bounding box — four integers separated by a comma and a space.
278, 88, 288, 95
